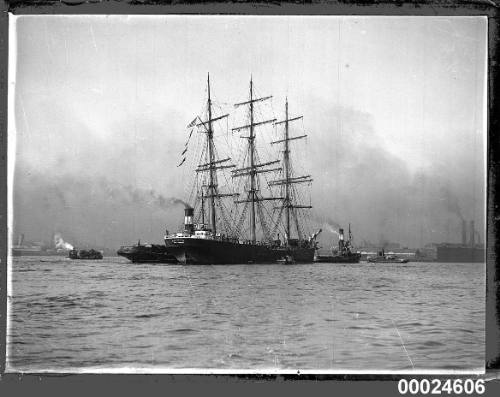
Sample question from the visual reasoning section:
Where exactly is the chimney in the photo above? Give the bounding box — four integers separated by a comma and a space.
184, 207, 194, 234
469, 220, 475, 247
462, 220, 467, 246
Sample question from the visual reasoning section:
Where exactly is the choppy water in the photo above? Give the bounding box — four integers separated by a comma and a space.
7, 256, 484, 372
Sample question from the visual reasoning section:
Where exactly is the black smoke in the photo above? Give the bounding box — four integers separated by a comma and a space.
12, 170, 189, 250
304, 101, 484, 248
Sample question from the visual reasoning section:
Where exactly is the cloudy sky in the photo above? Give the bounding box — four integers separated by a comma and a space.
9, 15, 486, 249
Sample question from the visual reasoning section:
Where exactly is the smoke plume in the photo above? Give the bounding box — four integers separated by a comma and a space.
11, 101, 484, 250
305, 101, 484, 248
323, 223, 340, 237
53, 233, 74, 250
13, 170, 191, 249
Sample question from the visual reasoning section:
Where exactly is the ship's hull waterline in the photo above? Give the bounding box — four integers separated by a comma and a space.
165, 237, 315, 265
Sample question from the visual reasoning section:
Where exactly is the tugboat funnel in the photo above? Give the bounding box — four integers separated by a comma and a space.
184, 207, 194, 234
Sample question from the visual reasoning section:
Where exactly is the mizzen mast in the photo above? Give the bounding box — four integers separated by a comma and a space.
207, 74, 217, 233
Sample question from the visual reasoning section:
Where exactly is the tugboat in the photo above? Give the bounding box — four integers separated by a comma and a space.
117, 240, 178, 263
314, 225, 361, 263
164, 75, 320, 264
69, 248, 103, 260
367, 249, 409, 263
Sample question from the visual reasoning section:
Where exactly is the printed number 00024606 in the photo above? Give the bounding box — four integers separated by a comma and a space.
398, 379, 485, 395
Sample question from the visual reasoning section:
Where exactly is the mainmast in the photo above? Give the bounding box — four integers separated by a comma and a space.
232, 77, 281, 243
271, 99, 312, 243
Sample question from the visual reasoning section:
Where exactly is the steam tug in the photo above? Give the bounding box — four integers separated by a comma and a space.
367, 249, 409, 263
314, 226, 361, 263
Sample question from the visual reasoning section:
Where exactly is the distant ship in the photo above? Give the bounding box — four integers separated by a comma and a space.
11, 234, 69, 256
164, 75, 320, 264
314, 226, 361, 263
11, 245, 44, 256
117, 241, 178, 263
367, 249, 409, 263
69, 249, 103, 260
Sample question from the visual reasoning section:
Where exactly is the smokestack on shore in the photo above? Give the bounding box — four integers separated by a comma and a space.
469, 220, 475, 247
184, 207, 194, 235
462, 220, 467, 246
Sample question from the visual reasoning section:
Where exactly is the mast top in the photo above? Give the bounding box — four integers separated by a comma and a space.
207, 73, 211, 99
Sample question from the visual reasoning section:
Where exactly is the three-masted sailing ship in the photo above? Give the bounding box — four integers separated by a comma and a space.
164, 75, 320, 264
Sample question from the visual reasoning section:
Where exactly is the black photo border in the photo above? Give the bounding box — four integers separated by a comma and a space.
0, 1, 499, 396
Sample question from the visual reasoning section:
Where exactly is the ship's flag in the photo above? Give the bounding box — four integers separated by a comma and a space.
177, 157, 186, 167
186, 117, 198, 128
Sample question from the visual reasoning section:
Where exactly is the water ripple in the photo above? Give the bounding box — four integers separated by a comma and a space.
7, 257, 485, 372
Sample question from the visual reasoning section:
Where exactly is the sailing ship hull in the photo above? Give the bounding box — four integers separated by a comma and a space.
276, 246, 316, 263
165, 237, 314, 264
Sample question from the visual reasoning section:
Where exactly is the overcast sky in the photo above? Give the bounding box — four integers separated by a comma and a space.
10, 15, 487, 249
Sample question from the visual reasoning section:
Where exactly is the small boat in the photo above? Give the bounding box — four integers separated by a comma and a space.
69, 249, 103, 260
277, 255, 295, 264
367, 249, 409, 263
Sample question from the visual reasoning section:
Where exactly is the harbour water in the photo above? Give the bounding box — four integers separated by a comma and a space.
7, 257, 484, 373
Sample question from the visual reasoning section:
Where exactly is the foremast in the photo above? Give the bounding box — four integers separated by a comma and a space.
271, 98, 312, 244
195, 74, 236, 235
232, 77, 282, 243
